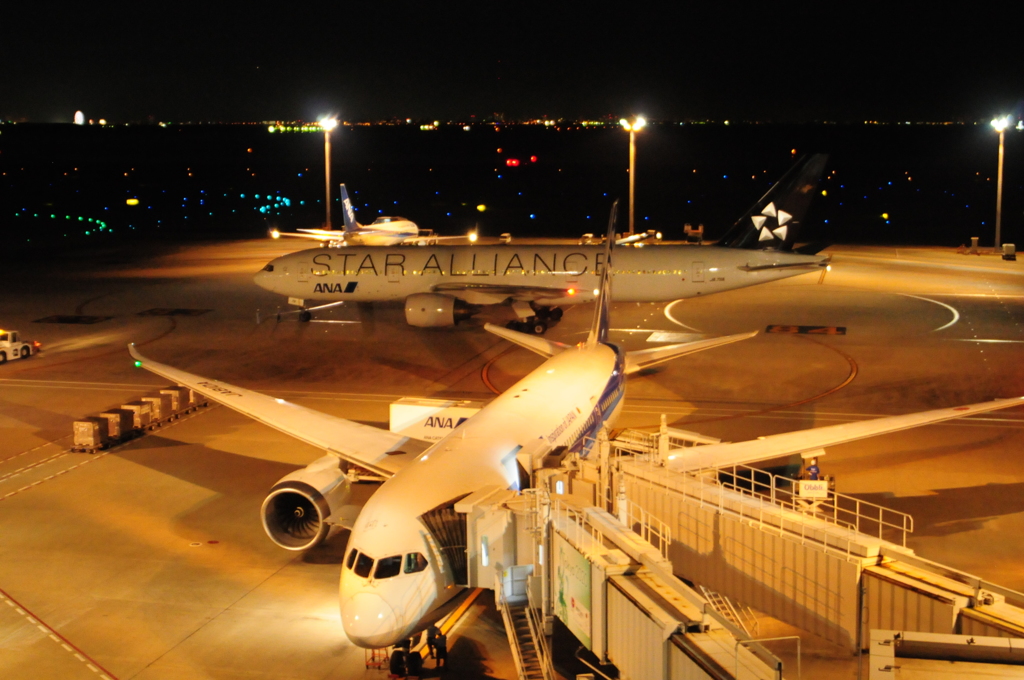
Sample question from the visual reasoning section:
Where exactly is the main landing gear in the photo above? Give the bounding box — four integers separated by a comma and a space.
505, 306, 563, 335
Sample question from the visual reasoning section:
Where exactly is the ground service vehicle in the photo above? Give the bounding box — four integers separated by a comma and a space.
0, 330, 41, 364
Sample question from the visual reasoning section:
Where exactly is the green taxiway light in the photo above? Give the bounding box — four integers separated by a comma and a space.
134, 360, 142, 368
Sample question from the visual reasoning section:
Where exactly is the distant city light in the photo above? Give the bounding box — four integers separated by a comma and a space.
126, 198, 139, 206
476, 204, 486, 212
74, 111, 85, 125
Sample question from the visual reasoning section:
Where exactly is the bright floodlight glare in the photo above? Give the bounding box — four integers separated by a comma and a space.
468, 230, 478, 243
634, 116, 646, 130
320, 118, 338, 132
619, 118, 629, 130
991, 116, 1010, 133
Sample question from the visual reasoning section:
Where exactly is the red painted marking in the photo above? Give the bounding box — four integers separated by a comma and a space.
0, 586, 119, 679
954, 407, 970, 411
207, 540, 219, 544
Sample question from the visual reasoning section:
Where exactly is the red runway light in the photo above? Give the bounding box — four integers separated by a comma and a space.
506, 158, 520, 167
530, 156, 537, 163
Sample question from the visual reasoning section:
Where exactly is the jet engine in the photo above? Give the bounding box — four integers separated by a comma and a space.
261, 454, 353, 551
404, 293, 475, 327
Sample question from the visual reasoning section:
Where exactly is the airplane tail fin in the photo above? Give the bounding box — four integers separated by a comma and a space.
339, 184, 359, 233
716, 154, 828, 251
586, 200, 618, 348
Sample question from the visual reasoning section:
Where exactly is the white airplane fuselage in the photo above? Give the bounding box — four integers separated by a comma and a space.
255, 244, 826, 306
339, 341, 623, 647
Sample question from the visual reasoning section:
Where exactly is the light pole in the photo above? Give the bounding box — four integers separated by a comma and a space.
320, 117, 338, 229
620, 116, 646, 236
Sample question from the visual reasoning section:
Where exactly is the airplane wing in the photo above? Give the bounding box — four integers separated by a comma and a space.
483, 322, 573, 358
274, 230, 339, 242
624, 331, 758, 374
127, 344, 426, 477
666, 396, 1024, 471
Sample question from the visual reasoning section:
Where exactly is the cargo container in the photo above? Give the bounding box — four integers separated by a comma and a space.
120, 401, 153, 429
160, 386, 193, 413
99, 409, 134, 439
141, 394, 172, 423
73, 417, 109, 451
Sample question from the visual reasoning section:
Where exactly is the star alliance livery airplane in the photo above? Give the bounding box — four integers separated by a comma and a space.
255, 156, 832, 332
129, 203, 1024, 652
270, 184, 476, 247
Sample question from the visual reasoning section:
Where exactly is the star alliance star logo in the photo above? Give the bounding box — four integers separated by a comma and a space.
751, 202, 792, 243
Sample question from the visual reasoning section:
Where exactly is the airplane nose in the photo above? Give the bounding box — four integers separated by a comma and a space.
341, 593, 401, 648
253, 269, 272, 290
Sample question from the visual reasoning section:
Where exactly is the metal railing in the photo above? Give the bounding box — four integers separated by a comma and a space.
495, 575, 530, 680
615, 494, 673, 560
611, 437, 914, 552
526, 580, 555, 680
704, 463, 914, 547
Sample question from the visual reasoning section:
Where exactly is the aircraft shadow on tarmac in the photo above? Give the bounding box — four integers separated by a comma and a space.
0, 395, 75, 441
853, 481, 1024, 537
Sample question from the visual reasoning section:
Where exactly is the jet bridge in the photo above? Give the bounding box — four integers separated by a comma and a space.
544, 419, 1024, 658
455, 486, 787, 679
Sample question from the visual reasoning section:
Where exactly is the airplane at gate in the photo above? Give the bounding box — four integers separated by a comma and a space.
129, 202, 1024, 653
256, 156, 831, 332
271, 184, 476, 247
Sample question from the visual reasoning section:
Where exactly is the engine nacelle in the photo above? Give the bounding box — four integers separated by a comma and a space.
404, 293, 475, 327
261, 454, 353, 551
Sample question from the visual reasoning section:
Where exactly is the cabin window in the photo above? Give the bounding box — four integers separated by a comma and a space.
374, 555, 403, 579
262, 264, 274, 272
404, 553, 428, 574
354, 552, 374, 578
346, 548, 358, 570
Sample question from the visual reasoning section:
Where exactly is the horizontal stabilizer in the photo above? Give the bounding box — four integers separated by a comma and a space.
484, 322, 572, 359
666, 396, 1024, 471
127, 344, 425, 476
625, 331, 757, 375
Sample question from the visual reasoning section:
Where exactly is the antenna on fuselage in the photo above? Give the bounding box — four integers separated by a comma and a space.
586, 200, 618, 348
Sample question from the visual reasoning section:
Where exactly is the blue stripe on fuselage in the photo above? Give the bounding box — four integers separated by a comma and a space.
573, 345, 626, 459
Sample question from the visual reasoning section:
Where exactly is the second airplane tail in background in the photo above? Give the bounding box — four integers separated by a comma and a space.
716, 153, 828, 251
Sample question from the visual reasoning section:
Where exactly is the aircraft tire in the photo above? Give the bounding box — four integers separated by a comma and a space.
407, 651, 422, 676
531, 321, 548, 335
298, 310, 312, 323
389, 650, 407, 677
550, 307, 564, 321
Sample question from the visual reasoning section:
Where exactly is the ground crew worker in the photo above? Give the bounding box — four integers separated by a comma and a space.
426, 624, 440, 659
435, 631, 448, 669
806, 457, 820, 481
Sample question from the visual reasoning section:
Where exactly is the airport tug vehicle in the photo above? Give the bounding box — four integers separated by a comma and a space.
0, 330, 41, 364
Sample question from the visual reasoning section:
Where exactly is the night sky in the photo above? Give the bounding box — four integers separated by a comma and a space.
3, 4, 1023, 123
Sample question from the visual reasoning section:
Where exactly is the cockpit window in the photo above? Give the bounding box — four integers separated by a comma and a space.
346, 548, 358, 570
262, 264, 274, 272
404, 553, 428, 574
354, 552, 374, 578
374, 555, 403, 579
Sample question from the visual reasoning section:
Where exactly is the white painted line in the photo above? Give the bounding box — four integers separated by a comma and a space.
663, 300, 704, 333
897, 293, 960, 332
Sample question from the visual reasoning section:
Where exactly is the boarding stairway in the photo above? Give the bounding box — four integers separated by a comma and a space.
699, 586, 759, 637
496, 589, 550, 680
